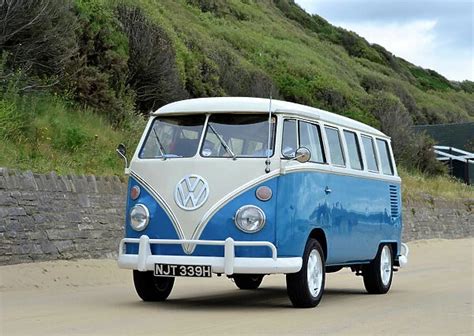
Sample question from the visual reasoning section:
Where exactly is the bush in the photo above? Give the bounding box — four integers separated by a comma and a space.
311, 76, 349, 113
0, 73, 35, 141
187, 0, 249, 20
408, 66, 454, 91
411, 133, 447, 175
117, 5, 187, 113
209, 48, 276, 98
67, 0, 131, 124
0, 98, 29, 141
0, 0, 77, 79
54, 126, 89, 152
360, 74, 387, 93
459, 80, 474, 94
367, 91, 445, 175
272, 0, 340, 43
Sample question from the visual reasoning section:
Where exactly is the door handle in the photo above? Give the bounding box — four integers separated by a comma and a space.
325, 186, 332, 194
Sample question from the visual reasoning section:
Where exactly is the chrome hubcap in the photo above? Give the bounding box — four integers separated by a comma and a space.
380, 246, 392, 286
307, 249, 323, 297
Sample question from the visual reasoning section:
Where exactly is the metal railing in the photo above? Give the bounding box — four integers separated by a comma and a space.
433, 146, 474, 185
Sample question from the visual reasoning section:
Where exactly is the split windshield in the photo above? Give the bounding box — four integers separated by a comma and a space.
139, 114, 275, 159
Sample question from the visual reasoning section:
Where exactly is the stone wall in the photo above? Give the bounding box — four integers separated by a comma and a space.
0, 168, 472, 265
402, 196, 472, 241
0, 168, 126, 265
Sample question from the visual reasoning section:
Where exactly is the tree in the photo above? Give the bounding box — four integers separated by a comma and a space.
0, 0, 77, 79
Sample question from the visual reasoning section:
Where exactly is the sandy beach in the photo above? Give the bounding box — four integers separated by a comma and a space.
1, 238, 473, 335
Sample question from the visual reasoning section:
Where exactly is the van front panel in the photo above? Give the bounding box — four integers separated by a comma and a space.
125, 159, 279, 257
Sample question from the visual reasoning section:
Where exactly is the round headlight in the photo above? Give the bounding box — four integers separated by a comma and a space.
130, 204, 149, 231
234, 205, 266, 233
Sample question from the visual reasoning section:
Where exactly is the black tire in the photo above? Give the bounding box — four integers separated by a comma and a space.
133, 270, 175, 301
363, 244, 393, 294
233, 274, 264, 290
286, 239, 326, 308
326, 266, 343, 273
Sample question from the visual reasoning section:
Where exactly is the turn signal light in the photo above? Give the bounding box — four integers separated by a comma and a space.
130, 185, 141, 200
256, 186, 272, 201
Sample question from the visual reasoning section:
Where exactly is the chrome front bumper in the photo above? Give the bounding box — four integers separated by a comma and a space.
117, 235, 302, 275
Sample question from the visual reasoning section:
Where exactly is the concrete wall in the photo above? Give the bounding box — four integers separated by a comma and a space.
0, 168, 472, 265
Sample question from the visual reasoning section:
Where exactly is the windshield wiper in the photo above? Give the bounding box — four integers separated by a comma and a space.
208, 123, 236, 159
152, 127, 167, 157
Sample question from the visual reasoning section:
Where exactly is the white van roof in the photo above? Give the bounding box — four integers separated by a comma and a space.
154, 97, 386, 138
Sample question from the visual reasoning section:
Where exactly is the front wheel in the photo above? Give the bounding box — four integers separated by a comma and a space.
233, 274, 264, 290
363, 244, 393, 294
133, 270, 175, 301
286, 239, 326, 308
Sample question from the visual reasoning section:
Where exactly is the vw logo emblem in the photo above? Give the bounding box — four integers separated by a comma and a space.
174, 175, 209, 210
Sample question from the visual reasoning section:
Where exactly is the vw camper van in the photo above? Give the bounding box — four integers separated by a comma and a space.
117, 97, 409, 308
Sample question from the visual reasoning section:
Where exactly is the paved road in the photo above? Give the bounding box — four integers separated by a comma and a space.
1, 239, 473, 335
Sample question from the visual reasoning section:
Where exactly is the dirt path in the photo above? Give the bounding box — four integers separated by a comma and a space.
1, 239, 473, 335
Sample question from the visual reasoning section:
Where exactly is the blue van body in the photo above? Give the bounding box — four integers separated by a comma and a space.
124, 171, 401, 265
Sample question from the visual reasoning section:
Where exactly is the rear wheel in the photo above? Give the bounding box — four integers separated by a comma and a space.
233, 274, 264, 290
133, 270, 174, 301
286, 239, 325, 308
363, 244, 393, 294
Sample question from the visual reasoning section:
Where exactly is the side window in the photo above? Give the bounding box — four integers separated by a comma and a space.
361, 135, 379, 172
376, 139, 394, 175
282, 119, 297, 157
343, 130, 363, 170
299, 121, 325, 163
325, 127, 345, 166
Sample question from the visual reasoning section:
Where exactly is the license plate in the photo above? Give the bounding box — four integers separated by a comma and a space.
154, 263, 212, 278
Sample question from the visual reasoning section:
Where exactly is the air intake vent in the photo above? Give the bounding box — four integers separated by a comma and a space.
389, 185, 399, 218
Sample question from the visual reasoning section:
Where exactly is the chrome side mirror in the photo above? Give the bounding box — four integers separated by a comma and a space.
116, 143, 128, 169
295, 147, 311, 163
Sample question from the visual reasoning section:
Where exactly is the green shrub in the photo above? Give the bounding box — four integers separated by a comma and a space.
56, 126, 89, 152
186, 0, 249, 20
0, 75, 35, 141
117, 5, 187, 113
408, 66, 454, 91
366, 91, 446, 175
0, 98, 30, 141
360, 73, 388, 92
67, 0, 131, 124
0, 0, 77, 79
459, 80, 474, 94
209, 47, 276, 97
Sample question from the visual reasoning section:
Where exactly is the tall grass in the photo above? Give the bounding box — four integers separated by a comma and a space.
0, 82, 145, 175
399, 167, 473, 201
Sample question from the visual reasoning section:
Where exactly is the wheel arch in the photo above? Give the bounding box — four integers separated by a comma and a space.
377, 241, 398, 261
308, 228, 328, 261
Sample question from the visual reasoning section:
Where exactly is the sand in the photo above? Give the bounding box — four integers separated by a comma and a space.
1, 238, 473, 335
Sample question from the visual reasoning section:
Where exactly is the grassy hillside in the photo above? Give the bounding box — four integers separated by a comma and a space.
0, 0, 473, 190
142, 0, 473, 125
0, 87, 143, 175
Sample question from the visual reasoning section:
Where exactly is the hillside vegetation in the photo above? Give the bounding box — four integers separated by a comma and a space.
0, 0, 473, 193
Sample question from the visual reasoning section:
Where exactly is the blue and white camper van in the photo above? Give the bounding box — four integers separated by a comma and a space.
116, 97, 409, 308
